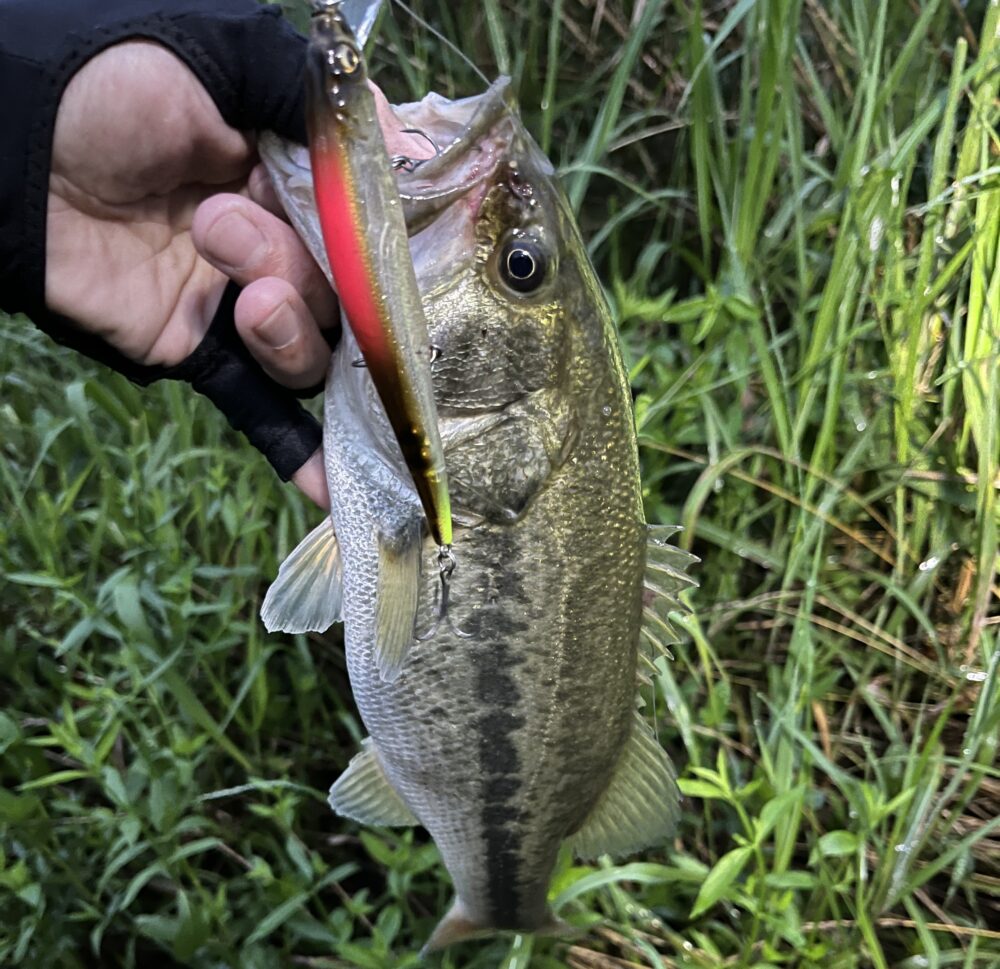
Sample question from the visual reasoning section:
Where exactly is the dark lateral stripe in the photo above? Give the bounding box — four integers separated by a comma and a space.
477, 674, 527, 926
471, 534, 530, 927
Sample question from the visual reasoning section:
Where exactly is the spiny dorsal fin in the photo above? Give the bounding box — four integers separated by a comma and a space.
373, 531, 421, 682
641, 523, 698, 663
646, 524, 699, 594
328, 739, 418, 827
642, 603, 681, 662
261, 517, 343, 634
647, 524, 699, 563
568, 715, 679, 860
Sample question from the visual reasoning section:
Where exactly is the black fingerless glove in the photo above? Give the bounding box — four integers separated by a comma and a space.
0, 0, 323, 481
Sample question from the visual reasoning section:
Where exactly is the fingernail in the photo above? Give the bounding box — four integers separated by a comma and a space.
206, 211, 267, 272
256, 301, 297, 350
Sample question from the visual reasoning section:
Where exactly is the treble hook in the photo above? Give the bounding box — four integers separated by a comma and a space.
390, 155, 422, 173
416, 545, 472, 641
390, 127, 443, 173
356, 346, 436, 368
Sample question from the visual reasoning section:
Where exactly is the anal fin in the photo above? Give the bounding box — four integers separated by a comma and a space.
261, 517, 343, 634
328, 739, 418, 827
568, 715, 679, 860
374, 530, 421, 682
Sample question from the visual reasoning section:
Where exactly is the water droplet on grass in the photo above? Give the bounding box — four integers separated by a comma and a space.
869, 217, 885, 251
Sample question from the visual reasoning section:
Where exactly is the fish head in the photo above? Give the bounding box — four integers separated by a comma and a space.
394, 79, 575, 416
261, 77, 614, 522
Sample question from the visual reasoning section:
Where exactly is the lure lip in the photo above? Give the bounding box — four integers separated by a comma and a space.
305, 1, 453, 548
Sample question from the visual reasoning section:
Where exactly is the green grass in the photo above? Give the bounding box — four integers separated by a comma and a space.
2, 0, 999, 966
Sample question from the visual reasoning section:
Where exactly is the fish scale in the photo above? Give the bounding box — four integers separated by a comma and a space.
259, 49, 695, 952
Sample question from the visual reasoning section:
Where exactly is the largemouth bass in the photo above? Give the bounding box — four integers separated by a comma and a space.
259, 17, 697, 952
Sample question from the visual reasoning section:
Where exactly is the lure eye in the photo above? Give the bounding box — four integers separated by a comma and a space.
499, 240, 548, 294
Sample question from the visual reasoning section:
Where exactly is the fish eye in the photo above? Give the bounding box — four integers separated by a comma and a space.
499, 240, 548, 294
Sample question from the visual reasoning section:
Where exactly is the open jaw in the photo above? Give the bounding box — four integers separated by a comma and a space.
392, 77, 517, 227
260, 77, 519, 293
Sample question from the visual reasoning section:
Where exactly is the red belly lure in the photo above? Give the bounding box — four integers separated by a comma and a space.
305, 0, 454, 580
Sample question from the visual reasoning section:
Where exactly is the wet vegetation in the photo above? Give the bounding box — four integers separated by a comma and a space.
2, 0, 999, 966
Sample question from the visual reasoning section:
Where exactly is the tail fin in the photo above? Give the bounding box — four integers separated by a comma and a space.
420, 898, 569, 956
421, 899, 489, 956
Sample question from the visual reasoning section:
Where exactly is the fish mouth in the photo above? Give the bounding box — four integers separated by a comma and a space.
392, 77, 518, 229
260, 76, 525, 295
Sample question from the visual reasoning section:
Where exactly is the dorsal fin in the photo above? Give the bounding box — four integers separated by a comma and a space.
641, 523, 698, 664
568, 714, 679, 860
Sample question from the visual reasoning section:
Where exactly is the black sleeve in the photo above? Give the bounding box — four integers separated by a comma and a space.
0, 0, 324, 482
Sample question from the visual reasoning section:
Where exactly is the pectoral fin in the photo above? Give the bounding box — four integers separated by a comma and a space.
374, 530, 421, 682
328, 739, 418, 826
568, 715, 680, 860
261, 517, 343, 634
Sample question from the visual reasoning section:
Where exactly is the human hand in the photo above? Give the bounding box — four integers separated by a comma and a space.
46, 40, 334, 504
46, 38, 430, 507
